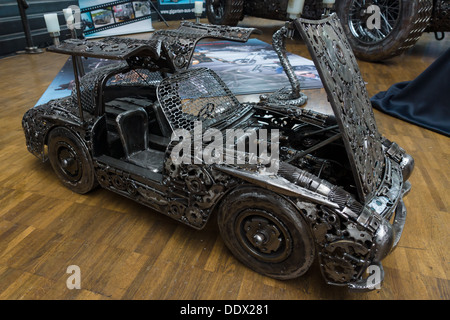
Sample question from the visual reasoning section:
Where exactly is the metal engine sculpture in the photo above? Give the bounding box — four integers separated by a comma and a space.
23, 15, 414, 290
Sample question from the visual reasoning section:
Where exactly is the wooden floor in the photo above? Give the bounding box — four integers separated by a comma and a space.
0, 17, 448, 300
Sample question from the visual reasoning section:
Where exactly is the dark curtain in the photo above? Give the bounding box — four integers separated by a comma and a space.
371, 48, 450, 137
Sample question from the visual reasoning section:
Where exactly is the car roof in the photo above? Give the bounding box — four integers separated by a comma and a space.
49, 22, 259, 115
151, 21, 259, 71
47, 22, 259, 72
47, 37, 162, 61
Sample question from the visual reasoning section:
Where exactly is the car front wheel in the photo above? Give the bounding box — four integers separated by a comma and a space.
217, 186, 315, 280
47, 127, 96, 194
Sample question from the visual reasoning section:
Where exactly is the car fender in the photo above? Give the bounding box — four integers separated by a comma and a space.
22, 102, 87, 161
212, 164, 339, 209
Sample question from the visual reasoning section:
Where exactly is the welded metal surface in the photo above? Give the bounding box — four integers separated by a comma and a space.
151, 21, 259, 71
157, 67, 249, 131
260, 24, 308, 107
47, 37, 162, 60
427, 0, 450, 32
22, 20, 414, 291
295, 14, 384, 202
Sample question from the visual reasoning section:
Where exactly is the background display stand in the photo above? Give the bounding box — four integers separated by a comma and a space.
149, 0, 169, 26
16, 0, 43, 54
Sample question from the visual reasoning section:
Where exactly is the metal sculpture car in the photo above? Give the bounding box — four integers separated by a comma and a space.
22, 17, 414, 290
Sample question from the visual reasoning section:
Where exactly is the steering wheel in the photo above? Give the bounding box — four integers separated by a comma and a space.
197, 103, 216, 119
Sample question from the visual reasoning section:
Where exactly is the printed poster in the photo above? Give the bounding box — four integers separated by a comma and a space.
157, 0, 206, 21
79, 0, 154, 38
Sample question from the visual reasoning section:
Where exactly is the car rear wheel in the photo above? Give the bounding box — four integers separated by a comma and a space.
336, 0, 432, 61
206, 0, 244, 26
47, 127, 96, 194
217, 186, 315, 280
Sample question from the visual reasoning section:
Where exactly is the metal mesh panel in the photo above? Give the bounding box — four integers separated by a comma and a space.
72, 63, 163, 114
106, 68, 163, 87
72, 62, 127, 114
157, 68, 242, 131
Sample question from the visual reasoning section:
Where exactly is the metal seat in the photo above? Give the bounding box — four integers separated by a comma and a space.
115, 107, 165, 173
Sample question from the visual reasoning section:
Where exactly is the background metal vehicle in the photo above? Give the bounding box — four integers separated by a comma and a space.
92, 10, 113, 25
335, 0, 449, 61
206, 0, 450, 61
22, 19, 413, 290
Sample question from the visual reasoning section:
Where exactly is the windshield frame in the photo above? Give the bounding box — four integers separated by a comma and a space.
156, 67, 251, 133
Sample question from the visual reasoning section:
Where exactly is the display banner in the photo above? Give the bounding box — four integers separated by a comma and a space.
157, 0, 206, 21
191, 39, 322, 95
79, 0, 154, 38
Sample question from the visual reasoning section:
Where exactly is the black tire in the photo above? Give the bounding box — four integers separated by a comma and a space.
206, 0, 244, 26
217, 186, 315, 280
336, 0, 432, 61
47, 127, 96, 194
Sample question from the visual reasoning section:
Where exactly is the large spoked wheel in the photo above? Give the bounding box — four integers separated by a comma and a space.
47, 127, 96, 194
336, 0, 432, 61
206, 0, 244, 26
217, 187, 315, 280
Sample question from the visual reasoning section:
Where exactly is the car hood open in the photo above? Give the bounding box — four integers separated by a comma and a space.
294, 14, 385, 202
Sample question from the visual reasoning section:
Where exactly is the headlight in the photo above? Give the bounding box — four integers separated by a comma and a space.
400, 153, 414, 181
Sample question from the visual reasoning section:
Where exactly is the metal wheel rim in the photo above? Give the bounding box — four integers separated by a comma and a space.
235, 209, 292, 263
348, 0, 402, 44
209, 0, 225, 20
55, 141, 82, 183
